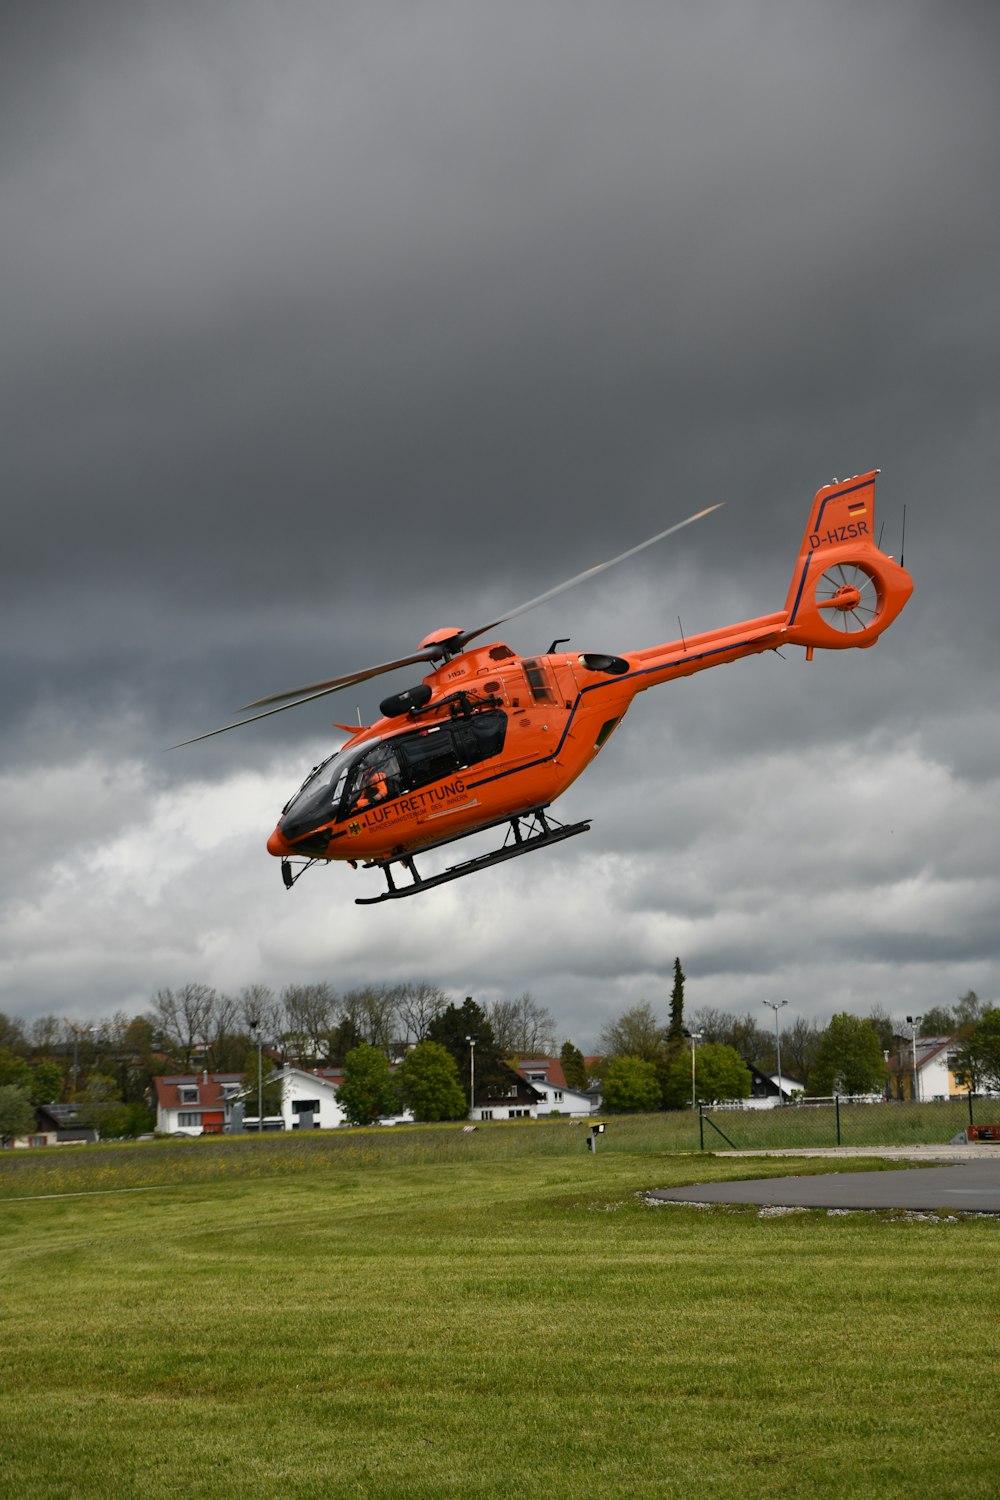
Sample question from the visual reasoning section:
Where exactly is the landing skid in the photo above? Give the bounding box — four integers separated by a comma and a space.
354, 806, 591, 904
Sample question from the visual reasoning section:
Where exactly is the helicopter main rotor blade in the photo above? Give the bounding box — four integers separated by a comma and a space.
240, 649, 442, 710
170, 650, 443, 748
453, 503, 724, 650
173, 502, 722, 749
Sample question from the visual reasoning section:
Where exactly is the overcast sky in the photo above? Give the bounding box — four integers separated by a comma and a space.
3, 1, 999, 1049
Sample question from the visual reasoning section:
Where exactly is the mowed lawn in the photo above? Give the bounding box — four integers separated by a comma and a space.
1, 1125, 996, 1499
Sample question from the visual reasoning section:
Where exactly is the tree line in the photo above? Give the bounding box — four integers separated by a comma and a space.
0, 984, 559, 1140
589, 985, 1000, 1109
2, 973, 998, 1141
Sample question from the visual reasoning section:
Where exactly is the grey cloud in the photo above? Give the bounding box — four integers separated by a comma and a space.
2, 2, 999, 1040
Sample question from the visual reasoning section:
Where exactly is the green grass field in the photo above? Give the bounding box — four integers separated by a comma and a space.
1, 1122, 996, 1499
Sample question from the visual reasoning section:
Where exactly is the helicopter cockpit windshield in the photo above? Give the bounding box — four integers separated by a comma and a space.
278, 710, 509, 846
279, 746, 361, 842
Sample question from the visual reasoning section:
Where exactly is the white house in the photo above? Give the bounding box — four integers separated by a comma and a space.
239, 1062, 350, 1128
253, 1065, 414, 1131
467, 1056, 597, 1122
740, 1064, 808, 1109
153, 1073, 246, 1135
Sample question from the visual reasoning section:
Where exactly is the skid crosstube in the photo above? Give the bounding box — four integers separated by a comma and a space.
354, 806, 590, 904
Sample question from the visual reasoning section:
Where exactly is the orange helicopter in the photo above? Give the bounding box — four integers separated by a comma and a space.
180, 470, 912, 903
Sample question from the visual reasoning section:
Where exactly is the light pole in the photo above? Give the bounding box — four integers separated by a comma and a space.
249, 1018, 263, 1132
465, 1035, 477, 1116
67, 1022, 97, 1100
763, 1000, 788, 1104
906, 1015, 923, 1102
682, 1029, 702, 1109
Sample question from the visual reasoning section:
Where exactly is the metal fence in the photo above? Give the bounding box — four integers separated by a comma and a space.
698, 1094, 995, 1151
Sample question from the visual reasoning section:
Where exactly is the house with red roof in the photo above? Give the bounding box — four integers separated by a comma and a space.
152, 1072, 246, 1135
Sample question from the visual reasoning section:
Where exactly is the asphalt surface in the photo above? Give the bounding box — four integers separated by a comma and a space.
649, 1153, 1000, 1213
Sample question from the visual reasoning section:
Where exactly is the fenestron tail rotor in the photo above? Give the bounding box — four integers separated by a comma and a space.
814, 562, 881, 634
172, 502, 723, 748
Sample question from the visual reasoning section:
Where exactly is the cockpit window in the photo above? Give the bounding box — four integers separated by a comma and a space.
342, 742, 403, 816
280, 711, 509, 841
280, 746, 362, 841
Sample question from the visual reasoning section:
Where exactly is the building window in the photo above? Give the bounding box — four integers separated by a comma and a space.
480, 1110, 493, 1121
553, 1090, 563, 1102
177, 1112, 202, 1127
220, 1083, 241, 1100
29, 1135, 47, 1148
292, 1099, 321, 1114
179, 1087, 199, 1105
508, 1108, 530, 1118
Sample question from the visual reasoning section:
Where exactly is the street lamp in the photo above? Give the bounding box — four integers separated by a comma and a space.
906, 1015, 923, 1102
682, 1029, 702, 1109
249, 1018, 263, 1132
465, 1035, 477, 1116
762, 1000, 788, 1104
67, 1022, 97, 1100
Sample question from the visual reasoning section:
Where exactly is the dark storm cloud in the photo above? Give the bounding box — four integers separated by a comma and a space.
2, 1, 999, 1033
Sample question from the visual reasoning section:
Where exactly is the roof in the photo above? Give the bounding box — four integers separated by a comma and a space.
35, 1103, 98, 1141
273, 1065, 346, 1091
513, 1056, 569, 1088
888, 1035, 957, 1071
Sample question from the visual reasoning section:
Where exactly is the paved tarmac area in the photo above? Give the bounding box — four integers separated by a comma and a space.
648, 1159, 1000, 1213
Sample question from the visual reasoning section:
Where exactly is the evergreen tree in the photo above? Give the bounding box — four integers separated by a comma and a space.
427, 997, 511, 1099
560, 1040, 588, 1091
667, 957, 686, 1043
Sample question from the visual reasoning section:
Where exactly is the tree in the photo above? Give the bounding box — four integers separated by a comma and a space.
282, 983, 336, 1065
326, 1014, 365, 1066
667, 958, 686, 1044
0, 1013, 27, 1055
489, 993, 556, 1055
919, 1006, 955, 1037
661, 1042, 751, 1109
336, 1044, 398, 1126
955, 991, 987, 1031
427, 998, 510, 1100
951, 1008, 1000, 1094
560, 1040, 588, 1091
395, 982, 448, 1044
598, 1003, 663, 1062
864, 1005, 895, 1054
341, 984, 401, 1055
149, 990, 239, 1074
398, 1041, 468, 1122
239, 985, 283, 1048
810, 1014, 886, 1096
689, 1007, 769, 1066
601, 1055, 661, 1114
0, 1047, 32, 1090
0, 1084, 34, 1144
780, 1016, 823, 1089
75, 1072, 131, 1139
29, 1060, 63, 1105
